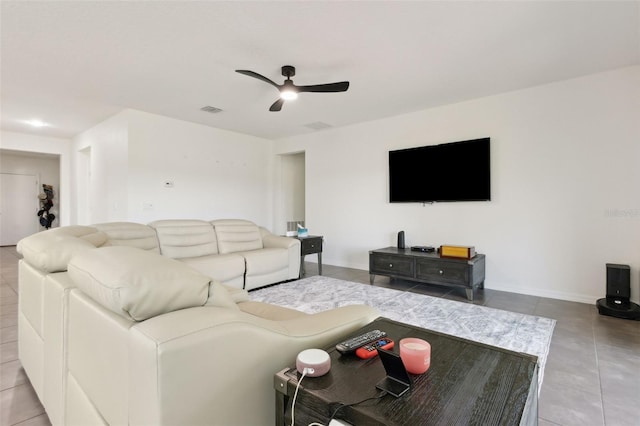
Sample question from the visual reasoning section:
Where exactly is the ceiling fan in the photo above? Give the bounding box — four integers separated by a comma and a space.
235, 65, 349, 112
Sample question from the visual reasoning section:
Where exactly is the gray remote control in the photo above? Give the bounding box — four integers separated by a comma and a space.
336, 329, 387, 354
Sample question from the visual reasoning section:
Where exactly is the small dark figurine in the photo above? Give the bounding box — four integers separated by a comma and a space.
37, 184, 56, 229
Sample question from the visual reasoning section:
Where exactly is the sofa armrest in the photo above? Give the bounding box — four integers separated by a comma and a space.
279, 304, 380, 337
128, 305, 378, 425
18, 232, 102, 273
260, 228, 301, 279
260, 229, 299, 250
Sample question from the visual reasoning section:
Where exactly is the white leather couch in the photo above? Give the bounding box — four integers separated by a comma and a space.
17, 221, 379, 425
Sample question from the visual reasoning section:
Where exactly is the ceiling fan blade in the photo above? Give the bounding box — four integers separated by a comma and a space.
236, 70, 280, 89
269, 98, 285, 112
297, 81, 350, 93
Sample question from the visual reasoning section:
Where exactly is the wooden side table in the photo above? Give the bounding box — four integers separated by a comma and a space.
295, 235, 323, 277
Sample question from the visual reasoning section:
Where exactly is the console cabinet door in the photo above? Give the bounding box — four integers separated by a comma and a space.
415, 260, 469, 285
370, 254, 414, 279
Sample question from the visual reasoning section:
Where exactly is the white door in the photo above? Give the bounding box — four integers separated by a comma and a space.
0, 173, 39, 246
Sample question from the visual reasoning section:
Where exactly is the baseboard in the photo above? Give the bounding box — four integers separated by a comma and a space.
336, 260, 623, 305
486, 283, 601, 305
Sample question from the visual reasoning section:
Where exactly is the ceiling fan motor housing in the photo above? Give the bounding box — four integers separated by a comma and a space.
282, 65, 295, 78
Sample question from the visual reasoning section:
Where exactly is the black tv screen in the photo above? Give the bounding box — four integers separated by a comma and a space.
389, 137, 491, 203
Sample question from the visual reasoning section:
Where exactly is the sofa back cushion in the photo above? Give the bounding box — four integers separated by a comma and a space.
94, 222, 160, 252
211, 219, 263, 254
17, 226, 107, 272
149, 220, 219, 259
67, 246, 210, 321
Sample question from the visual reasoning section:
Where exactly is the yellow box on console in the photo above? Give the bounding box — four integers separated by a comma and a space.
440, 245, 476, 259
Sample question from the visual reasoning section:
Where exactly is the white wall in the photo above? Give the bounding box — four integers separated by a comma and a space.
73, 111, 129, 224
72, 109, 275, 228
0, 131, 71, 225
275, 65, 640, 304
126, 110, 273, 225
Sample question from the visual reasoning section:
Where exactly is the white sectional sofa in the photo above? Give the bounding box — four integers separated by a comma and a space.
99, 219, 301, 290
17, 220, 379, 425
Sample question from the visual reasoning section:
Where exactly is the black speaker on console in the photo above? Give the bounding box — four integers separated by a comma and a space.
397, 231, 405, 249
596, 263, 640, 320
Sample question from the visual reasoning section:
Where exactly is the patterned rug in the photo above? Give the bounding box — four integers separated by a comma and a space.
250, 276, 555, 389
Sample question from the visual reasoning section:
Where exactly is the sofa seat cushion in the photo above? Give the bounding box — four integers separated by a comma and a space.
67, 246, 210, 321
237, 301, 307, 321
241, 248, 289, 276
180, 253, 245, 287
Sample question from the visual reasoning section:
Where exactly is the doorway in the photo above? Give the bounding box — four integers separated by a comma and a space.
0, 173, 39, 245
280, 152, 305, 235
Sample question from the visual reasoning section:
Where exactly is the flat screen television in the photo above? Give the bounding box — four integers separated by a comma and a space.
389, 137, 490, 203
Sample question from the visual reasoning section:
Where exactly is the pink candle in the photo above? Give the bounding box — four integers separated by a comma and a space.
399, 338, 431, 374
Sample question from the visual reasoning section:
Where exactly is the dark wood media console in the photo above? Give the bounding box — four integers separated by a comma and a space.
369, 247, 486, 300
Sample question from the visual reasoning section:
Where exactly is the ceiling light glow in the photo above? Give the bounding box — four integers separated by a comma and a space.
24, 119, 49, 128
280, 90, 298, 101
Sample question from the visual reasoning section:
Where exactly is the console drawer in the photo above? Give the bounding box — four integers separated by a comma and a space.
416, 260, 469, 285
370, 254, 414, 278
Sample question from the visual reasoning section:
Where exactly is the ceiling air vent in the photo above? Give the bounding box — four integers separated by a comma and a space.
304, 121, 332, 131
200, 106, 223, 114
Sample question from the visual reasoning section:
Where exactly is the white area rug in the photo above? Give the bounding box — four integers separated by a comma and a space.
250, 276, 555, 389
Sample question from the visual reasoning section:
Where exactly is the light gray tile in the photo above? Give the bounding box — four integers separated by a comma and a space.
0, 383, 46, 426
0, 325, 18, 344
1, 341, 18, 363
0, 359, 28, 391
0, 303, 19, 316
539, 380, 604, 426
602, 395, 639, 426
14, 413, 52, 426
538, 418, 562, 426
0, 312, 18, 329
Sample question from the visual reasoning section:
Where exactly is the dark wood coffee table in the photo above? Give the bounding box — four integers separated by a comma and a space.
275, 317, 538, 426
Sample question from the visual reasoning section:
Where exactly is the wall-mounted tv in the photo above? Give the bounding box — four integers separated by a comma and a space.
389, 137, 491, 203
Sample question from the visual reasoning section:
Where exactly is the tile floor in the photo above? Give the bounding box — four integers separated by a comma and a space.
1, 245, 638, 426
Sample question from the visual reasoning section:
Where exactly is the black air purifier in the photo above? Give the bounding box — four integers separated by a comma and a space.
596, 264, 640, 320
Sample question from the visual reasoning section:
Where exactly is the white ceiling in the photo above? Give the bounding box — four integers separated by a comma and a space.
1, 1, 639, 141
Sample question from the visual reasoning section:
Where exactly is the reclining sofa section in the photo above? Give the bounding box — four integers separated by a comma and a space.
16, 219, 379, 425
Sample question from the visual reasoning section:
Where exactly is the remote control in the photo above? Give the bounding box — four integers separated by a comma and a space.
355, 338, 394, 359
336, 329, 387, 354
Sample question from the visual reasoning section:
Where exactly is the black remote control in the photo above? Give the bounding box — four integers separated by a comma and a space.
335, 329, 387, 354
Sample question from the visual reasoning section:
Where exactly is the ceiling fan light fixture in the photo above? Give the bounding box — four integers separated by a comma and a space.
236, 65, 349, 111
280, 90, 298, 101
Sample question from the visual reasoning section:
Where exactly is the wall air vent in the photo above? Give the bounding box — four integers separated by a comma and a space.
304, 121, 332, 130
200, 106, 223, 114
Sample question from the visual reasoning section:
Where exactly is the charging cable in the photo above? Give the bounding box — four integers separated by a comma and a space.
290, 367, 314, 426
